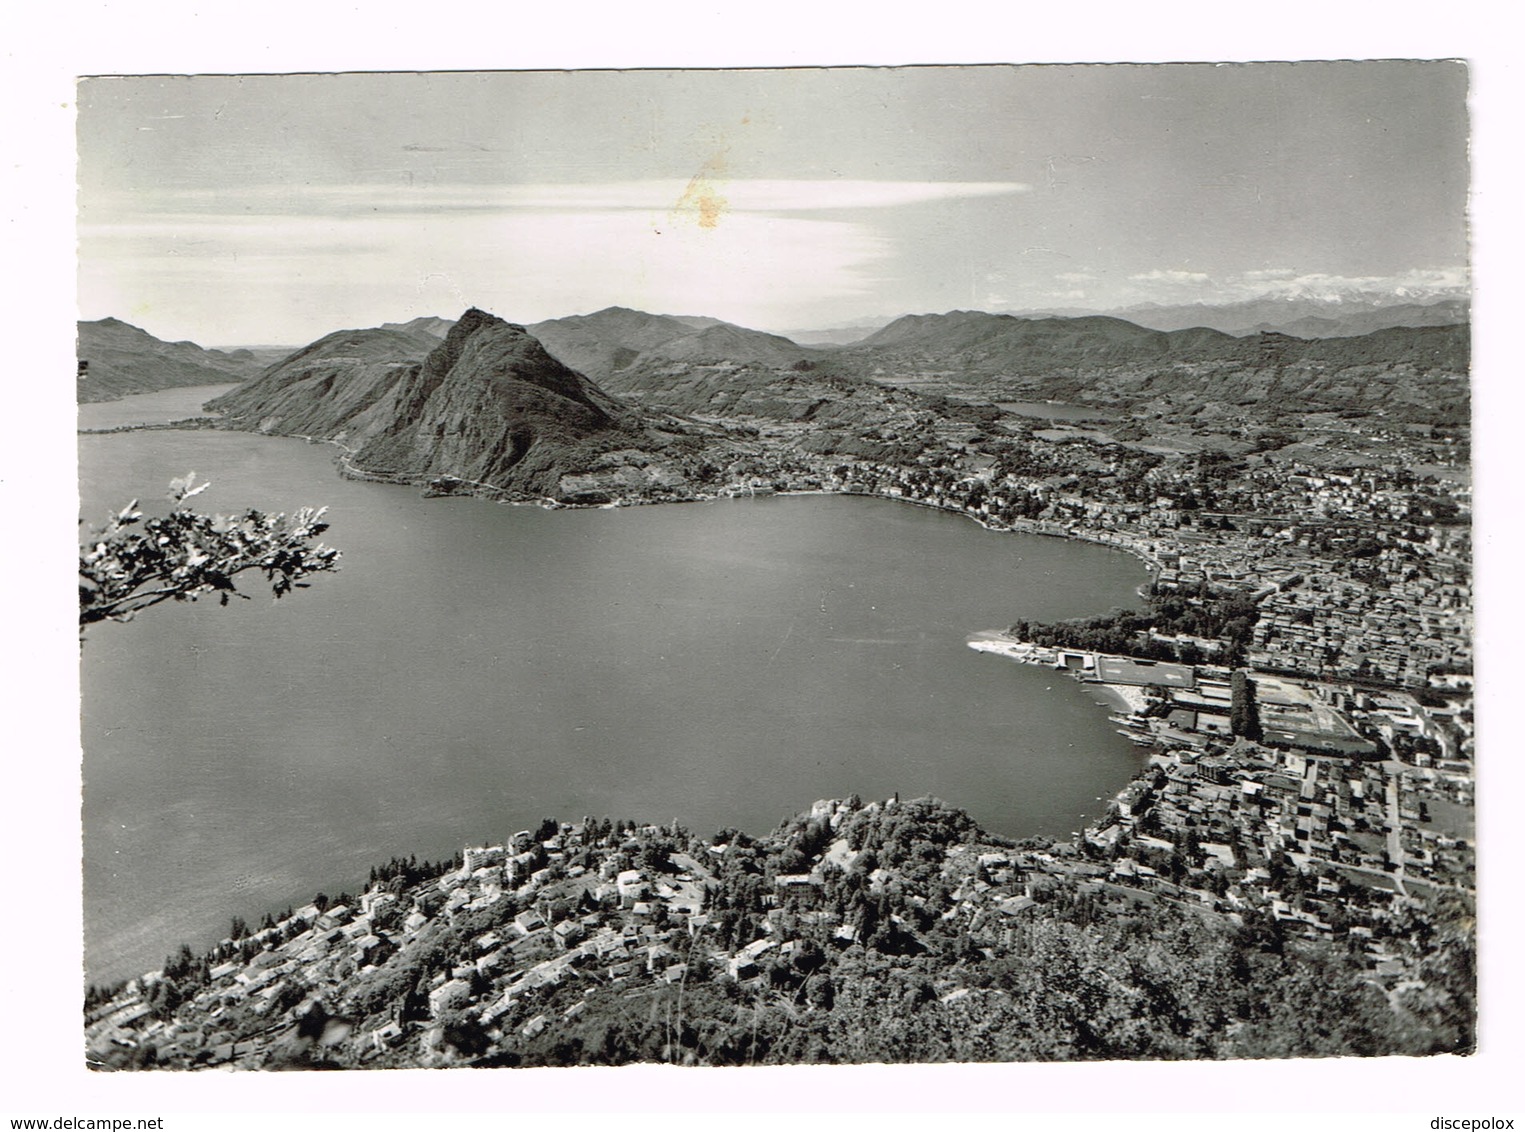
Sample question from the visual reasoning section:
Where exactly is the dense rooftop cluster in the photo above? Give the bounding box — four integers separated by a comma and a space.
87, 766, 1473, 1068
683, 395, 1472, 694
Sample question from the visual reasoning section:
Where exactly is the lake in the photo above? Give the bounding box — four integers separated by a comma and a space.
78, 384, 241, 431
78, 394, 1148, 985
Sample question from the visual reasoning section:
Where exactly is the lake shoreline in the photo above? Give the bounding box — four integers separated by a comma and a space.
80, 411, 1157, 986
79, 413, 1165, 586
74, 372, 1163, 586
965, 631, 1154, 716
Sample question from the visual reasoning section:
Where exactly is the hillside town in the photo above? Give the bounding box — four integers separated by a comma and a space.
84, 731, 1474, 1068
691, 391, 1473, 691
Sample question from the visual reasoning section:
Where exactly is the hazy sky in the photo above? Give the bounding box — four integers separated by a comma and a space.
77, 63, 1470, 345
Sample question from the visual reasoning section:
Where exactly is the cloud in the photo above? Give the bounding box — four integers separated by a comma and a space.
1129, 269, 1213, 286
1228, 267, 1470, 301
89, 180, 1030, 221
78, 206, 895, 343
714, 180, 1030, 211
77, 177, 1032, 342
1119, 266, 1470, 305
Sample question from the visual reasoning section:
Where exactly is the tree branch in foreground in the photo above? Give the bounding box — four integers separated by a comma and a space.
79, 474, 340, 632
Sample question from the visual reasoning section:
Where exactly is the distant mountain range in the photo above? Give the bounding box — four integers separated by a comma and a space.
844, 310, 1225, 371
308, 297, 1475, 352
814, 310, 1468, 423
378, 315, 456, 340
505, 303, 1464, 432
76, 318, 268, 402
1076, 296, 1469, 338
82, 294, 1471, 480
826, 309, 1467, 378
79, 296, 1469, 406
774, 298, 1468, 344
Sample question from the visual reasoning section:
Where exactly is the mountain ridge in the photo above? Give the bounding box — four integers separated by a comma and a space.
1095, 296, 1469, 337
835, 310, 1243, 375
378, 315, 457, 340
529, 306, 817, 387
77, 318, 267, 402
206, 308, 711, 503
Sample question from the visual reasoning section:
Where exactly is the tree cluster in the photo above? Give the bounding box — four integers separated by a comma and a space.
1006, 579, 1262, 667
1230, 669, 1264, 741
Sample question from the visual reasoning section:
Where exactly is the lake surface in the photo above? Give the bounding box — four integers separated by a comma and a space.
79, 395, 1147, 984
78, 384, 241, 431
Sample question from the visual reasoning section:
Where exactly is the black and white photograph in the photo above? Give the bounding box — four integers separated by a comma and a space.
6, 5, 1520, 1124
71, 58, 1478, 1069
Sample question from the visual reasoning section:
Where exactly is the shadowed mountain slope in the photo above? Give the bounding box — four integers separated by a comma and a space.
207, 309, 709, 501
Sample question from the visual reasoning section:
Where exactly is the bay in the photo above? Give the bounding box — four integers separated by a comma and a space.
79, 404, 1148, 985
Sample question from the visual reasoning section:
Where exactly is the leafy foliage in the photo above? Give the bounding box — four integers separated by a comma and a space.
79, 475, 340, 632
